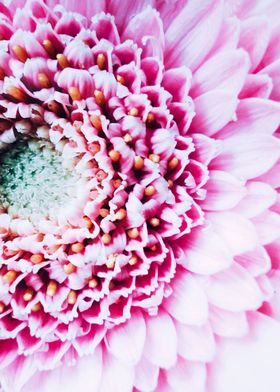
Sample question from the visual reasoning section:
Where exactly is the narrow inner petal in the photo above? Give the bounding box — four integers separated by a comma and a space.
0, 138, 79, 221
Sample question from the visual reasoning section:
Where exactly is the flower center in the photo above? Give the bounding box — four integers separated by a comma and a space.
0, 138, 78, 221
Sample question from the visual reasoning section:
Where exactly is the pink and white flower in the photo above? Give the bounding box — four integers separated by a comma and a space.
0, 0, 280, 391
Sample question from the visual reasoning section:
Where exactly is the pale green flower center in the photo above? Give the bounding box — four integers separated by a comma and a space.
0, 139, 78, 221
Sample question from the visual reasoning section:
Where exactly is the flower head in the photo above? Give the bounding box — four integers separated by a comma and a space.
0, 0, 280, 391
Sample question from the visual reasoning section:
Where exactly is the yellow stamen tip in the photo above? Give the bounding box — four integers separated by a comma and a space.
88, 277, 98, 288
168, 157, 179, 170
68, 86, 81, 101
149, 154, 160, 163
71, 242, 85, 253
3, 270, 17, 284
116, 75, 125, 85
30, 253, 44, 264
144, 185, 156, 197
89, 115, 102, 131
63, 263, 77, 275
127, 227, 139, 239
128, 107, 139, 117
23, 287, 34, 302
96, 53, 106, 70
68, 290, 77, 305
56, 53, 69, 69
94, 89, 105, 106
128, 255, 138, 266
102, 233, 112, 245
42, 39, 56, 57
12, 44, 28, 62
38, 72, 51, 88
115, 208, 126, 221
109, 150, 121, 162
149, 217, 160, 227
46, 280, 58, 297
123, 133, 132, 143
134, 156, 144, 170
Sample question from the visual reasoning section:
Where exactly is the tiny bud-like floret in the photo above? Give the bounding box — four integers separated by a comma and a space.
115, 208, 126, 220
168, 157, 179, 170
30, 253, 44, 264
42, 39, 56, 57
6, 86, 26, 102
116, 75, 125, 85
144, 185, 156, 197
127, 228, 139, 239
96, 53, 106, 70
94, 90, 105, 106
56, 53, 69, 69
149, 217, 160, 227
23, 287, 34, 302
134, 156, 144, 170
38, 73, 51, 88
0, 302, 5, 313
106, 253, 116, 269
149, 154, 160, 163
71, 242, 85, 253
46, 280, 58, 296
109, 150, 120, 162
31, 302, 42, 312
64, 263, 77, 274
89, 115, 102, 131
128, 107, 139, 116
3, 270, 17, 284
68, 290, 77, 305
68, 86, 81, 101
128, 255, 138, 266
83, 216, 93, 229
102, 233, 112, 244
12, 45, 28, 62
88, 277, 98, 288
123, 133, 133, 143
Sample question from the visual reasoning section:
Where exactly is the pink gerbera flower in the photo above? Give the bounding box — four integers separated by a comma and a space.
0, 0, 280, 391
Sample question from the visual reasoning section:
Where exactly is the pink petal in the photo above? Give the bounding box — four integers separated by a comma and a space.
22, 347, 102, 392
166, 357, 206, 392
206, 264, 263, 312
164, 270, 208, 325
143, 310, 177, 368
252, 211, 280, 245
212, 134, 280, 180
176, 322, 216, 361
162, 66, 192, 102
234, 181, 277, 218
134, 356, 159, 392
208, 313, 280, 392
192, 49, 249, 97
107, 0, 154, 34
165, 0, 223, 70
122, 7, 164, 52
207, 211, 258, 255
217, 98, 280, 139
238, 16, 271, 72
202, 170, 246, 211
99, 351, 135, 392
178, 226, 232, 275
235, 246, 271, 277
260, 59, 280, 101
190, 90, 238, 136
210, 306, 249, 338
239, 74, 273, 99
105, 310, 146, 365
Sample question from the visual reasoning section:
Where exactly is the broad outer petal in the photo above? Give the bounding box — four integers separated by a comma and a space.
208, 313, 280, 392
